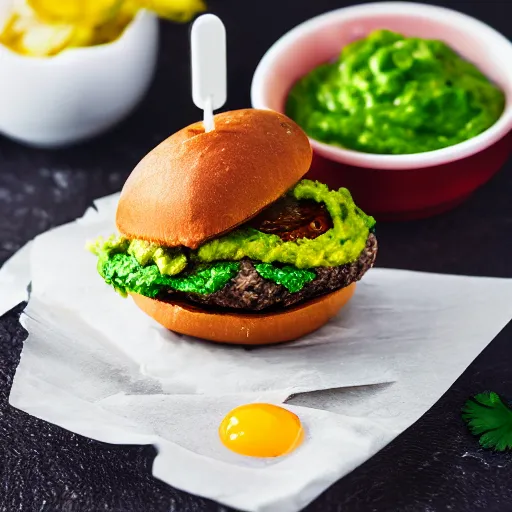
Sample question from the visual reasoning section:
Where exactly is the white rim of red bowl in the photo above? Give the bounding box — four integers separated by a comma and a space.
251, 1, 512, 170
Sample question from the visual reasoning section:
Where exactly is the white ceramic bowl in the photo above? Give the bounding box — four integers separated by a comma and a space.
0, 7, 159, 148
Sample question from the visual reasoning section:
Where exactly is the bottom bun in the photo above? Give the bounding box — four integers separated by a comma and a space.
130, 283, 356, 345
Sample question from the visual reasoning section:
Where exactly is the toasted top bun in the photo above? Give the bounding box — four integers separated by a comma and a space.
116, 109, 312, 249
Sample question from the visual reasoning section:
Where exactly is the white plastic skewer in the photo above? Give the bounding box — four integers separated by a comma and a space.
203, 95, 214, 132
191, 14, 227, 132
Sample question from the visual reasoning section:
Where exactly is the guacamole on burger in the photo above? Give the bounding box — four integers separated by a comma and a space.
88, 109, 377, 344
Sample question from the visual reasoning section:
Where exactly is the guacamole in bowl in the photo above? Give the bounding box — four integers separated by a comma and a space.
285, 29, 506, 155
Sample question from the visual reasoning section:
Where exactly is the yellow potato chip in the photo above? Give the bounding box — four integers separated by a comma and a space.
27, 0, 123, 25
19, 23, 74, 56
0, 9, 95, 56
0, 15, 21, 52
68, 25, 97, 48
10, 0, 35, 20
118, 0, 141, 18
92, 16, 132, 45
140, 0, 206, 22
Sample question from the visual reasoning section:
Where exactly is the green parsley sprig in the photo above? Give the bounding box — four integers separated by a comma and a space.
462, 391, 512, 452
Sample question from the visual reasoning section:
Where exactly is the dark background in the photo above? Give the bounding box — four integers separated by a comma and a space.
1, 1, 511, 510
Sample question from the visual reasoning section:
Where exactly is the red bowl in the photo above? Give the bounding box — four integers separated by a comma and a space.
251, 2, 512, 220
307, 131, 512, 221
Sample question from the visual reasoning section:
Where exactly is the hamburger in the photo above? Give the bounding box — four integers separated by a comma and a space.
88, 109, 377, 345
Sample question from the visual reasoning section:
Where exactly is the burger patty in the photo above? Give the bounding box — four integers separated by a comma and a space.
163, 233, 377, 312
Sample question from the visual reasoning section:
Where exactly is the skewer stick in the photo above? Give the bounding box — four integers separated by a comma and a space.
203, 95, 214, 132
191, 14, 227, 133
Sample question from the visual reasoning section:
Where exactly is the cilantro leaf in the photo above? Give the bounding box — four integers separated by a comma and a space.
462, 391, 512, 451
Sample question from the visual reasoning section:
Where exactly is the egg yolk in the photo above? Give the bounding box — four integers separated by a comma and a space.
219, 403, 304, 458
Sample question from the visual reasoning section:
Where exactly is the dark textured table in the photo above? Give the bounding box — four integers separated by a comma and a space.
1, 1, 511, 510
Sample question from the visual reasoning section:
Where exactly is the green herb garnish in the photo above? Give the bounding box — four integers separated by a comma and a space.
462, 391, 512, 451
